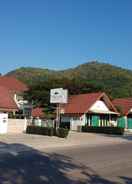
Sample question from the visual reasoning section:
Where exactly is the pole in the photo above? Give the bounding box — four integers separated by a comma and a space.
56, 103, 60, 129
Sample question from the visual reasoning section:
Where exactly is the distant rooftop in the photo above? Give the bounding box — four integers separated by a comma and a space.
0, 76, 28, 92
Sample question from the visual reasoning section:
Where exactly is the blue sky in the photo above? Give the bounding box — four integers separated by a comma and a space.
0, 0, 132, 74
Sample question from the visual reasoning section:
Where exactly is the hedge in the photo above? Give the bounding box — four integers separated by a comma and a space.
56, 128, 69, 138
26, 126, 54, 136
26, 126, 69, 138
82, 126, 124, 135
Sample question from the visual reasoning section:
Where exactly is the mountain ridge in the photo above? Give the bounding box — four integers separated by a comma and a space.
5, 61, 132, 99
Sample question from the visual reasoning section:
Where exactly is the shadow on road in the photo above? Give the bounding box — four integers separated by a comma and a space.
0, 141, 131, 184
120, 177, 132, 184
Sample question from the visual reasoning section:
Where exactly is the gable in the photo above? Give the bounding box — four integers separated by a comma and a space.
129, 108, 132, 113
90, 100, 109, 112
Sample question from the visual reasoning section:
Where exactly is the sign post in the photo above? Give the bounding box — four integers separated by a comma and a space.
50, 88, 68, 128
56, 103, 60, 128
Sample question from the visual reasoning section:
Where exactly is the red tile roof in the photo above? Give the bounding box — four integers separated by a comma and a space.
0, 76, 28, 92
61, 92, 113, 114
113, 98, 132, 115
32, 107, 45, 118
0, 86, 18, 112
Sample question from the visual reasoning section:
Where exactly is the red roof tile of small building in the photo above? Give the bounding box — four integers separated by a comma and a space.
32, 107, 45, 118
61, 92, 110, 114
0, 86, 18, 112
0, 76, 28, 92
113, 98, 132, 115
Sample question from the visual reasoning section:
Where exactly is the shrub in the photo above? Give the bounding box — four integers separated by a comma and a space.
48, 127, 54, 136
82, 126, 124, 135
26, 126, 69, 138
26, 126, 55, 136
56, 128, 69, 138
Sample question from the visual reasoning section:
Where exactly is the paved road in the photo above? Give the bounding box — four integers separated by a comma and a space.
49, 143, 132, 184
0, 142, 131, 184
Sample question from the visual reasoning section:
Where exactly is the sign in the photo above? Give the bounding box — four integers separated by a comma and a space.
50, 88, 68, 104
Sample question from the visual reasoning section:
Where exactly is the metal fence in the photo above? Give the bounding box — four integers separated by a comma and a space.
27, 118, 55, 128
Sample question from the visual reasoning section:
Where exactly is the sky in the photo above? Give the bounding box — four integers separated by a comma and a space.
0, 0, 132, 74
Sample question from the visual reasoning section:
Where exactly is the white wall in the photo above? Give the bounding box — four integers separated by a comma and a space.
81, 114, 87, 125
0, 113, 8, 134
8, 119, 27, 134
61, 114, 86, 131
70, 115, 86, 131
71, 117, 80, 131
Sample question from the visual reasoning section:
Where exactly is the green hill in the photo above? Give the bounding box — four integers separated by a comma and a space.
6, 61, 132, 106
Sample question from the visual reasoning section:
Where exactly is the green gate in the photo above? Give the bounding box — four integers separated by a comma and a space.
127, 118, 132, 129
117, 117, 125, 128
92, 115, 99, 127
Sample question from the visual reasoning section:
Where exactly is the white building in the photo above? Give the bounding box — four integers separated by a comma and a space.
60, 92, 119, 131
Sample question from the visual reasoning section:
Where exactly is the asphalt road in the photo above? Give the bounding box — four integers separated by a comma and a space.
49, 143, 132, 184
0, 142, 131, 184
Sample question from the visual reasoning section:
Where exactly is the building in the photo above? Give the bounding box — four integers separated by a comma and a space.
32, 107, 45, 119
0, 76, 28, 92
60, 92, 119, 130
113, 98, 132, 130
0, 86, 18, 113
0, 76, 31, 117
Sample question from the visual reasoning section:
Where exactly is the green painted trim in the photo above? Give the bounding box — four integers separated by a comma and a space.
127, 118, 132, 129
92, 115, 99, 127
117, 117, 125, 128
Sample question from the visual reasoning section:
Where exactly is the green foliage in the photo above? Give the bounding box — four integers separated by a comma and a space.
115, 105, 124, 115
6, 61, 132, 106
26, 126, 54, 136
43, 104, 56, 119
56, 128, 69, 138
82, 126, 124, 135
26, 126, 69, 138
